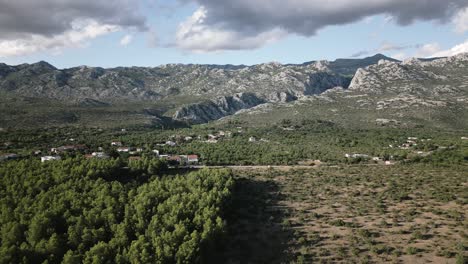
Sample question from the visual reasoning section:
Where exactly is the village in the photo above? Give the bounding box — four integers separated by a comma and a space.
1, 130, 467, 167
344, 136, 458, 164
0, 129, 246, 166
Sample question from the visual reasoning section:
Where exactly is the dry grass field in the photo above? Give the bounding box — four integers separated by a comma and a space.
212, 165, 467, 263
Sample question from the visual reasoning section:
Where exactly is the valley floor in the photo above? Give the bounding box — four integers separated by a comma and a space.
212, 164, 467, 263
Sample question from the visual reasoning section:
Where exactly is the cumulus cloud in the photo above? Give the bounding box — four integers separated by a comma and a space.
0, 0, 147, 57
176, 0, 468, 52
453, 7, 468, 33
431, 39, 468, 57
120, 34, 133, 46
389, 40, 468, 59
414, 43, 442, 57
175, 7, 286, 52
0, 20, 119, 57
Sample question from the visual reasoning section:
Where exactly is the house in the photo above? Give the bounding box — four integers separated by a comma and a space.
249, 137, 257, 142
208, 134, 218, 140
408, 137, 418, 140
345, 153, 370, 159
166, 141, 177, 147
187, 155, 199, 164
52, 145, 87, 153
205, 139, 218, 144
184, 136, 193, 141
117, 147, 131, 153
260, 138, 270, 142
92, 152, 109, 159
372, 157, 382, 161
462, 137, 468, 140
41, 156, 61, 162
168, 155, 185, 165
111, 141, 123, 147
152, 149, 160, 156
385, 161, 395, 165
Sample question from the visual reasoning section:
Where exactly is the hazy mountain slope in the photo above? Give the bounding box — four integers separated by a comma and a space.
0, 54, 394, 127
221, 53, 468, 130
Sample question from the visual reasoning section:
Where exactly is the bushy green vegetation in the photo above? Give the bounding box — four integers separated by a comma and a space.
0, 158, 233, 263
1, 119, 466, 166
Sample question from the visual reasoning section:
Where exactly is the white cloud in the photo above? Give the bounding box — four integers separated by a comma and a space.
414, 43, 442, 58
175, 0, 468, 52
120, 34, 133, 46
453, 7, 468, 33
175, 7, 286, 52
0, 20, 119, 57
432, 39, 468, 57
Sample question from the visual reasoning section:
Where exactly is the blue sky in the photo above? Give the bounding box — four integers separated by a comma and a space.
0, 0, 467, 68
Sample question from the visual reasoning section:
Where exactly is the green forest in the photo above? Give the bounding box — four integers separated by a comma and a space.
0, 158, 233, 263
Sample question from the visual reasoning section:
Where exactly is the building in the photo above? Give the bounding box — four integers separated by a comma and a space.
249, 137, 257, 142
166, 141, 177, 147
92, 152, 109, 159
111, 141, 123, 146
187, 155, 199, 164
152, 149, 160, 156
51, 145, 87, 153
41, 156, 61, 162
345, 153, 370, 159
117, 147, 131, 153
168, 155, 185, 165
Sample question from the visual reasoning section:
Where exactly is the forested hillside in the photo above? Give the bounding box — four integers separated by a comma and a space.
0, 158, 233, 263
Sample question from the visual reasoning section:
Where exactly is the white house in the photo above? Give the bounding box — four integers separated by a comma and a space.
345, 153, 370, 159
166, 141, 177, 147
111, 141, 123, 146
92, 152, 109, 159
41, 156, 61, 162
249, 137, 257, 142
117, 147, 130, 153
152, 149, 160, 156
187, 155, 199, 164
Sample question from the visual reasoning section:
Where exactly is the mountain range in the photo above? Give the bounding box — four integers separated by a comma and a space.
0, 53, 467, 130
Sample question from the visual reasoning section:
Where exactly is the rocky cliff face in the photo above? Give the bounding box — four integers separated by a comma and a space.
349, 53, 468, 95
0, 55, 391, 103
173, 93, 266, 123
0, 54, 398, 124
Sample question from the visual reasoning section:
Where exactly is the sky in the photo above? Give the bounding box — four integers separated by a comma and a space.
0, 0, 467, 68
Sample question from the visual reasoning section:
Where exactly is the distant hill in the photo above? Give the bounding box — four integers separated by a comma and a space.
1, 53, 466, 130
221, 53, 468, 130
